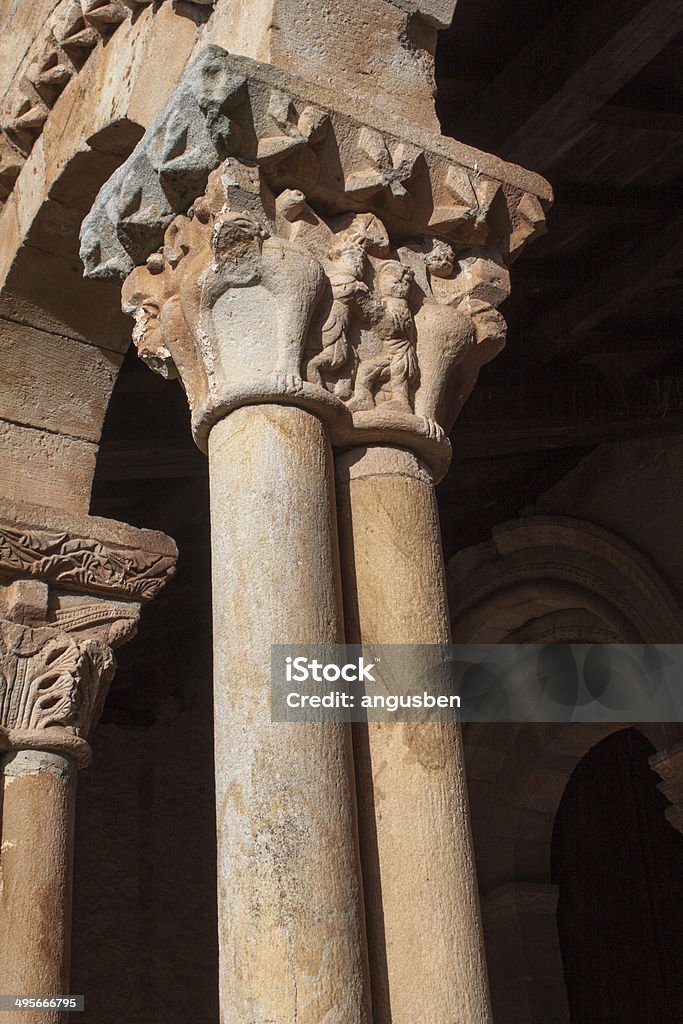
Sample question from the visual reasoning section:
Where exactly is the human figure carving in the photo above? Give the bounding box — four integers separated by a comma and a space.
307, 242, 369, 394
347, 261, 417, 413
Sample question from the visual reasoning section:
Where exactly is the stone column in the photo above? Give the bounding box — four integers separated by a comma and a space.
0, 504, 176, 1023
89, 104, 374, 1020
336, 445, 491, 1024
331, 248, 515, 1024
80, 44, 550, 1024
0, 751, 77, 1022
208, 404, 370, 1024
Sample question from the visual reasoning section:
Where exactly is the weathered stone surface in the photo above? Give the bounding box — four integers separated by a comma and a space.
336, 445, 492, 1024
0, 446, 177, 1023
384, 0, 458, 29
206, 0, 441, 128
0, 0, 454, 219
209, 404, 371, 1024
0, 7, 555, 1024
0, 619, 117, 763
0, 749, 77, 1024
0, 249, 132, 353
0, 318, 122, 441
0, 419, 97, 514
80, 45, 249, 280
0, 2, 198, 322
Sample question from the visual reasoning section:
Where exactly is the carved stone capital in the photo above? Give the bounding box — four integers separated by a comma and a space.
0, 499, 177, 763
0, 578, 139, 765
650, 742, 683, 836
0, 614, 120, 766
81, 46, 551, 480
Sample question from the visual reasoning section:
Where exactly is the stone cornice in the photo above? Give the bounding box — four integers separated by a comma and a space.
80, 47, 551, 283
0, 497, 177, 602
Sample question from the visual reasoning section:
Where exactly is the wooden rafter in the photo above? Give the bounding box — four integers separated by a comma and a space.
455, 0, 683, 171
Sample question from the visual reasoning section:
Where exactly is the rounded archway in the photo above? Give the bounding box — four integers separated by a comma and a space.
552, 727, 683, 1023
448, 515, 683, 1023
448, 515, 683, 645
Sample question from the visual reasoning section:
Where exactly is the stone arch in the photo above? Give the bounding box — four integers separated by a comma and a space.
464, 719, 678, 894
448, 515, 683, 1022
0, 4, 202, 515
448, 514, 683, 644
448, 514, 683, 887
475, 720, 680, 1024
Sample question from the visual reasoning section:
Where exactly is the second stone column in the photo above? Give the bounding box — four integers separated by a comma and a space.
336, 446, 492, 1024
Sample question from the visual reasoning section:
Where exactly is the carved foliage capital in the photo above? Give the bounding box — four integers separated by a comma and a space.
0, 619, 114, 761
0, 582, 140, 765
0, 506, 176, 762
117, 162, 512, 479
81, 47, 550, 479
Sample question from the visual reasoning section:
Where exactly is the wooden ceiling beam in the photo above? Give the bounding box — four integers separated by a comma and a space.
455, 0, 683, 171
529, 211, 683, 357
591, 103, 683, 134
452, 375, 683, 459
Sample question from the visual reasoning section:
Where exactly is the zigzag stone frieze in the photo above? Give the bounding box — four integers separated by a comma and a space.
80, 46, 552, 283
0, 0, 212, 205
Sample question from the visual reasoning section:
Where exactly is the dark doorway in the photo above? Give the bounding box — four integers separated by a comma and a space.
552, 728, 683, 1024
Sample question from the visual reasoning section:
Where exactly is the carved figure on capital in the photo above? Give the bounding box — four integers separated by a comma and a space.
346, 260, 418, 414
116, 155, 514, 470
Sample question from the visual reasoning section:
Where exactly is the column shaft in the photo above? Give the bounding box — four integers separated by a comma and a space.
208, 403, 370, 1024
0, 750, 76, 1024
336, 445, 492, 1024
